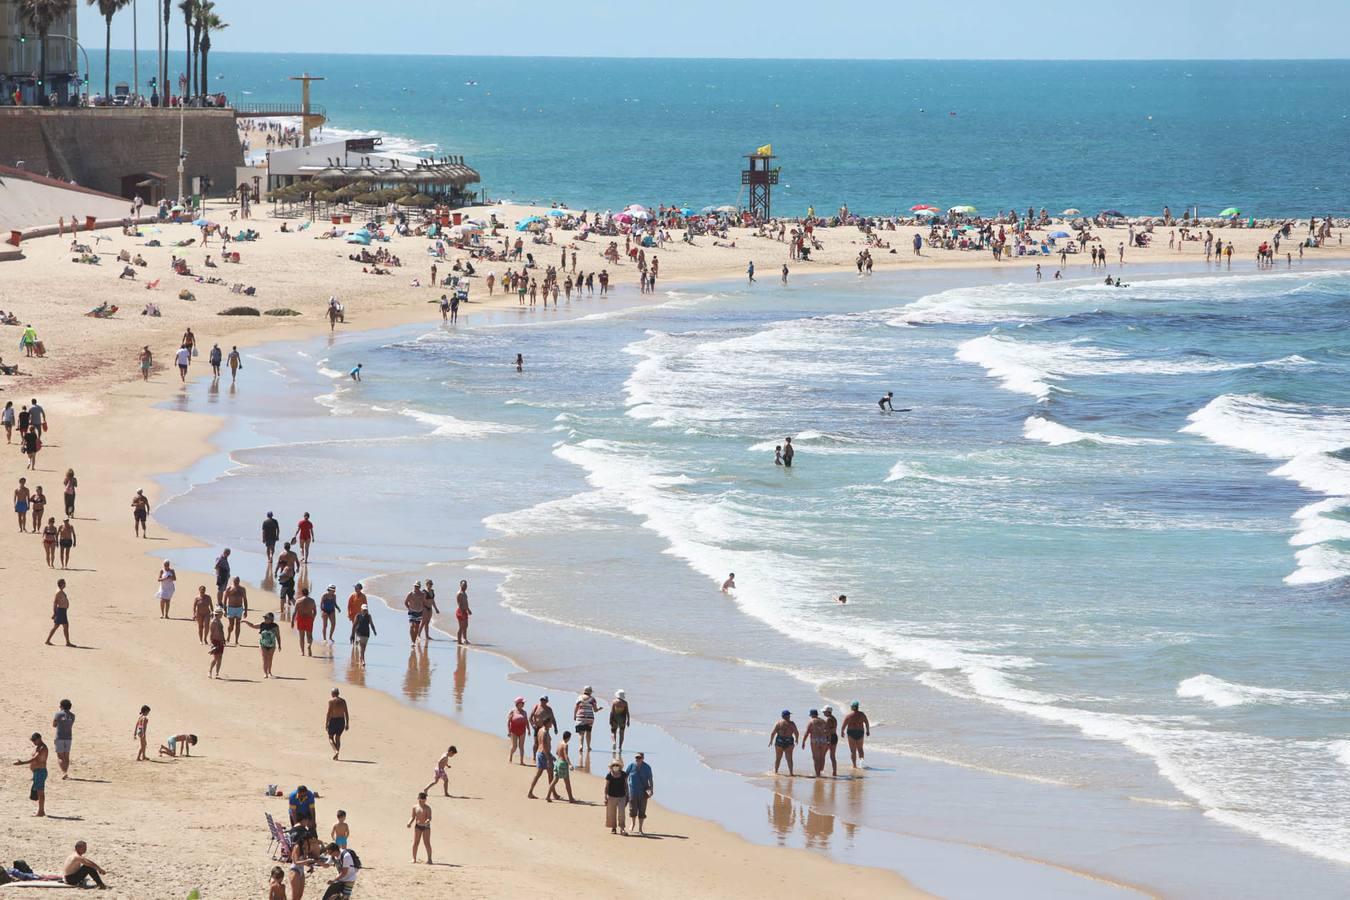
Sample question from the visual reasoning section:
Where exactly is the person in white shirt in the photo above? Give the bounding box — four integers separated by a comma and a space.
323, 842, 358, 897
174, 346, 191, 382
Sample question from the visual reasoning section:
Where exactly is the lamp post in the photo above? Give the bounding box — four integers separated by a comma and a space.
132, 0, 139, 102
177, 98, 186, 203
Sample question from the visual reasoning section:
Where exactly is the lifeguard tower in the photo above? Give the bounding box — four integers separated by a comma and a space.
742, 145, 779, 220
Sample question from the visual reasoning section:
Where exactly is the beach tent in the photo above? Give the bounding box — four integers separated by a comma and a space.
949, 205, 977, 214
1101, 209, 1125, 218
344, 230, 372, 245
515, 216, 544, 231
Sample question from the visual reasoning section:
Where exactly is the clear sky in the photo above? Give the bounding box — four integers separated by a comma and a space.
84, 0, 1349, 59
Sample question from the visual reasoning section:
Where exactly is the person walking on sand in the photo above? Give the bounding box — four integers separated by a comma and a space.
527, 726, 555, 799
320, 584, 339, 642
14, 476, 30, 532
350, 604, 376, 667
29, 485, 45, 533
347, 582, 367, 625
841, 700, 871, 767
13, 732, 48, 816
224, 576, 248, 644
208, 343, 222, 377
243, 611, 280, 677
550, 731, 576, 802
454, 579, 471, 645
2, 401, 14, 443
507, 697, 529, 765
326, 688, 350, 760
227, 346, 242, 384
404, 582, 427, 645
530, 696, 558, 744
134, 705, 150, 761
193, 586, 212, 643
46, 578, 73, 647
822, 706, 840, 776
421, 579, 440, 645
425, 745, 458, 797
62, 468, 77, 517
770, 709, 798, 775
604, 759, 628, 834
174, 344, 191, 382
573, 686, 602, 754
261, 511, 280, 564
293, 512, 316, 563
625, 751, 654, 834
407, 792, 433, 863
62, 841, 109, 889
802, 709, 831, 777
331, 809, 350, 851
51, 699, 75, 780
139, 345, 153, 380
56, 518, 76, 569
131, 489, 150, 538
295, 588, 318, 656
155, 559, 176, 618
207, 610, 226, 677
41, 516, 57, 567
610, 690, 631, 752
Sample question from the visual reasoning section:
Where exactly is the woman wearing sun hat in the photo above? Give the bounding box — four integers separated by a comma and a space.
603, 759, 628, 834
609, 690, 630, 752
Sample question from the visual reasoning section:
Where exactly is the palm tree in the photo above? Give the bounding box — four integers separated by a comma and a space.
87, 0, 131, 98
197, 3, 226, 96
17, 0, 74, 99
177, 0, 196, 99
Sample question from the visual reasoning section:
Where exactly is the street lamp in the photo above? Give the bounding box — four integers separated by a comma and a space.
18, 32, 90, 103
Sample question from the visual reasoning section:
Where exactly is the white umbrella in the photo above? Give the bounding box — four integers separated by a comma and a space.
716, 205, 738, 213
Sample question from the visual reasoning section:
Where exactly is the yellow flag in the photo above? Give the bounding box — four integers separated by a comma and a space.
756, 144, 773, 157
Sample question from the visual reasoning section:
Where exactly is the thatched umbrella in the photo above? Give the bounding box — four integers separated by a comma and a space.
402, 193, 435, 208
354, 191, 384, 206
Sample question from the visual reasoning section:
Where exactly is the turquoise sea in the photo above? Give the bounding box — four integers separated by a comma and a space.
156, 258, 1350, 897
98, 52, 1350, 216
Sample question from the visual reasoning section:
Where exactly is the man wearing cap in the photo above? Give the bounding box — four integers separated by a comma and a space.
261, 511, 280, 564
350, 602, 377, 667
573, 686, 603, 753
530, 696, 557, 742
769, 710, 798, 776
841, 701, 871, 768
13, 732, 49, 816
625, 752, 654, 835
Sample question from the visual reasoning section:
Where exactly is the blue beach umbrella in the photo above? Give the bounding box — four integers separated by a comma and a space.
1049, 230, 1071, 238
677, 207, 694, 217
191, 217, 212, 227
546, 209, 566, 217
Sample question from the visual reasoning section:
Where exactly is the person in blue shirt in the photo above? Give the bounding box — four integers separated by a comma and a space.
624, 752, 654, 835
288, 784, 317, 832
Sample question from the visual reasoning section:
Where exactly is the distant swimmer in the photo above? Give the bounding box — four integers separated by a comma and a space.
836, 594, 847, 604
515, 353, 524, 373
349, 363, 362, 381
878, 392, 894, 412
774, 445, 783, 466
721, 573, 735, 593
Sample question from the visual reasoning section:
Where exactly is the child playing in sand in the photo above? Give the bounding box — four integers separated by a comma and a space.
134, 705, 150, 761
331, 810, 350, 849
159, 733, 198, 758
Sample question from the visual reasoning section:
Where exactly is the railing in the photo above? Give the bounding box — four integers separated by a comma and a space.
233, 103, 327, 118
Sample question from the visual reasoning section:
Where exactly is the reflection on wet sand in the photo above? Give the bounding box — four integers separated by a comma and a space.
768, 782, 838, 851
453, 644, 467, 709
403, 645, 432, 701
345, 644, 366, 688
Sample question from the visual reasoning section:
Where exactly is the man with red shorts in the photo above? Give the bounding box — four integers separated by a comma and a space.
294, 588, 317, 657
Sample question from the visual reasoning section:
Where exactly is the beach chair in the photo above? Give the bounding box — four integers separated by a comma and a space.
265, 812, 292, 861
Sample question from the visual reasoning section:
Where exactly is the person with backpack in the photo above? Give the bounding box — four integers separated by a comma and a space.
322, 842, 359, 898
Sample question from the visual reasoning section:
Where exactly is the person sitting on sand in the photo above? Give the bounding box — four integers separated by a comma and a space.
158, 733, 197, 758
62, 841, 108, 889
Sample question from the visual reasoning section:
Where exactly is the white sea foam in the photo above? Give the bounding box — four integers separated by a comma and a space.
399, 407, 524, 439
1177, 674, 1350, 708
1023, 416, 1168, 447
1183, 394, 1350, 584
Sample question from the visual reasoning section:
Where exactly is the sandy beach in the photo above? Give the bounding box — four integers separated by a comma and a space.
1, 196, 1348, 897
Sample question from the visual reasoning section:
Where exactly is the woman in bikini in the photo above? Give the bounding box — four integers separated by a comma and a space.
29, 485, 45, 532
192, 586, 212, 644
41, 516, 58, 567
134, 705, 150, 761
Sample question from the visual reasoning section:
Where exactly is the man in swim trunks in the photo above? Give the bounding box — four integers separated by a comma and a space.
294, 588, 317, 657
454, 580, 471, 645
841, 700, 871, 768
13, 732, 49, 816
609, 690, 631, 752
14, 476, 30, 532
801, 709, 831, 778
223, 576, 248, 645
407, 792, 433, 863
261, 512, 280, 564
326, 689, 349, 761
213, 547, 231, 604
782, 436, 795, 468
526, 726, 554, 799
132, 489, 150, 538
293, 512, 315, 563
405, 582, 427, 645
45, 578, 73, 647
530, 696, 557, 748
769, 709, 798, 776
423, 746, 458, 797
350, 604, 376, 666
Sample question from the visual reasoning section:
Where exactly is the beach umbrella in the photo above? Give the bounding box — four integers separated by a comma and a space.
354, 192, 384, 205
191, 217, 212, 227
1219, 207, 1241, 217
613, 212, 634, 223
910, 204, 939, 211
1061, 208, 1080, 216
1049, 230, 1071, 238
1101, 209, 1125, 218
950, 205, 977, 214
715, 205, 738, 213
546, 209, 566, 217
700, 205, 717, 214
403, 193, 435, 208
914, 208, 939, 217
677, 207, 694, 217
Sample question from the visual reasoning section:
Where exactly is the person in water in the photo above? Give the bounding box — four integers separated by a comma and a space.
840, 700, 871, 768
769, 710, 798, 775
879, 392, 894, 412
781, 437, 794, 467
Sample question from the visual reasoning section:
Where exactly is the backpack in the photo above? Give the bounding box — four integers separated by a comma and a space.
344, 849, 362, 870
